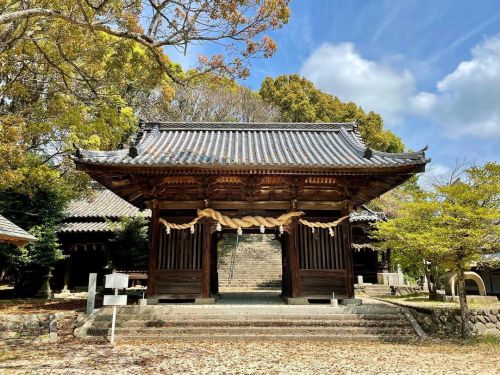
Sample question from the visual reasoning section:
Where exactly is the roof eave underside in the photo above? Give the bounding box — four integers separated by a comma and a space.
76, 160, 427, 175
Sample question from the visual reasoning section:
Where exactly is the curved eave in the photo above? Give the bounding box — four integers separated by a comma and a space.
0, 233, 37, 246
75, 158, 428, 175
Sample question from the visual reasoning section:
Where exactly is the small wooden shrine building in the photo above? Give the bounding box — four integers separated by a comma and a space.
75, 122, 429, 303
0, 214, 37, 246
350, 206, 389, 284
56, 186, 149, 290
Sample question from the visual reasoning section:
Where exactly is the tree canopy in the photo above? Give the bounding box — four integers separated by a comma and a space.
373, 162, 500, 337
259, 74, 404, 153
139, 74, 279, 122
0, 0, 290, 80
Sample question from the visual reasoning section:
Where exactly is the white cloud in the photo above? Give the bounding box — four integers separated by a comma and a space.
411, 36, 500, 138
300, 42, 415, 124
300, 36, 500, 139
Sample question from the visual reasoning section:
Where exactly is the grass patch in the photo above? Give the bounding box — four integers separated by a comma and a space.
0, 298, 87, 314
464, 334, 500, 346
382, 294, 500, 310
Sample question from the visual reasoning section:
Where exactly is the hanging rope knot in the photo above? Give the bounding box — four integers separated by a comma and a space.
299, 216, 349, 230
196, 208, 304, 229
159, 209, 348, 235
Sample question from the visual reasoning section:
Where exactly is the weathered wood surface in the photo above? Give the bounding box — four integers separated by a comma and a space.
155, 269, 202, 296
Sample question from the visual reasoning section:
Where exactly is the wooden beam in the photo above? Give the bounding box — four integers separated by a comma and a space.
155, 200, 348, 211
147, 200, 160, 298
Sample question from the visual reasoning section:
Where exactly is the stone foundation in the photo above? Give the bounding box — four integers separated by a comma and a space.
0, 313, 57, 344
409, 307, 500, 336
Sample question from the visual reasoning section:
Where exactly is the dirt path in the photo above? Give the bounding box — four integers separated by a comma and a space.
1, 338, 499, 374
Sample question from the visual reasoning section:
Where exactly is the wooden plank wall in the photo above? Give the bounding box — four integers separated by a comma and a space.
157, 223, 203, 270
297, 220, 353, 298
155, 269, 202, 297
297, 223, 345, 270
155, 221, 204, 297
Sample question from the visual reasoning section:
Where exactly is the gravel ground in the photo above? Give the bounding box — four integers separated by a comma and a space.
1, 338, 499, 375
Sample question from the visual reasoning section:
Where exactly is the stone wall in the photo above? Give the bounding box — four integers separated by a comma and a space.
0, 313, 57, 344
409, 307, 500, 336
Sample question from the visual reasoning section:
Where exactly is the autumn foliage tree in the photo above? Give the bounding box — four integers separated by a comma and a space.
0, 0, 290, 290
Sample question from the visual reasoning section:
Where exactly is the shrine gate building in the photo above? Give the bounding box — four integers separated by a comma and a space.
75, 122, 429, 304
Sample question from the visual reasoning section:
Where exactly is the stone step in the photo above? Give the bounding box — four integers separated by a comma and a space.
106, 326, 415, 336
94, 313, 408, 323
107, 333, 419, 343
90, 318, 411, 329
99, 305, 404, 314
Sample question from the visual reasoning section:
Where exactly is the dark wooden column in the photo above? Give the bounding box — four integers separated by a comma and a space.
288, 218, 302, 298
342, 219, 355, 298
201, 218, 213, 298
147, 199, 160, 298
62, 254, 72, 292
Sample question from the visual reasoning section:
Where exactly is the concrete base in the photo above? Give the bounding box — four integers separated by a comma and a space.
330, 299, 339, 307
147, 298, 159, 305
340, 298, 363, 306
195, 297, 216, 305
286, 297, 309, 305
377, 272, 405, 286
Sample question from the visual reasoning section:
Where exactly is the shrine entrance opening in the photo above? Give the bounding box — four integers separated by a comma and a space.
214, 231, 284, 304
216, 232, 283, 292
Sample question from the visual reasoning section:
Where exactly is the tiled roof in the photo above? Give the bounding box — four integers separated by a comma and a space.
76, 122, 428, 170
58, 222, 113, 233
350, 206, 385, 222
0, 214, 37, 245
65, 188, 150, 219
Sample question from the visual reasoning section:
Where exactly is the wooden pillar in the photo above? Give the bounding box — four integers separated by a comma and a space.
201, 218, 213, 298
342, 219, 355, 298
62, 255, 71, 292
147, 199, 160, 298
288, 218, 301, 298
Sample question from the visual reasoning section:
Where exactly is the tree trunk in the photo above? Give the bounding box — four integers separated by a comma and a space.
456, 268, 471, 339
424, 267, 437, 300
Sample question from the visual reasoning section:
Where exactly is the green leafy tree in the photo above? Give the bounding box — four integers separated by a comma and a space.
259, 74, 404, 153
109, 217, 149, 270
0, 0, 290, 289
0, 157, 70, 295
373, 162, 500, 338
372, 192, 445, 298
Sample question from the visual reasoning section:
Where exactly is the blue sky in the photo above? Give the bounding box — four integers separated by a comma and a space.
171, 0, 500, 176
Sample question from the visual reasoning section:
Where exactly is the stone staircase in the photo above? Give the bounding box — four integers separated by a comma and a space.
218, 234, 282, 290
78, 302, 424, 342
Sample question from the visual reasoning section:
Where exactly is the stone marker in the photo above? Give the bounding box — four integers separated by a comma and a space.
86, 273, 97, 314
357, 275, 364, 286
